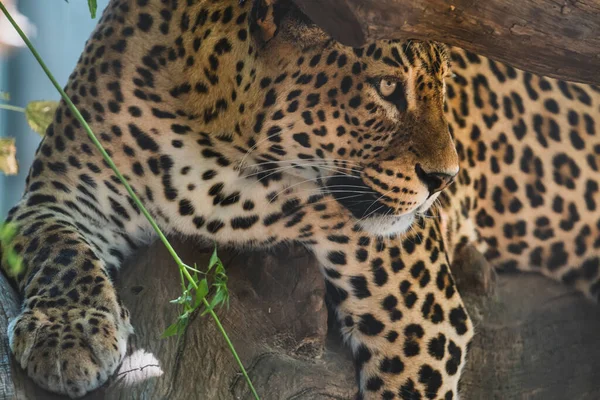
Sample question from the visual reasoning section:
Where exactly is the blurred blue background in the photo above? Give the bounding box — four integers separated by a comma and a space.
0, 0, 109, 218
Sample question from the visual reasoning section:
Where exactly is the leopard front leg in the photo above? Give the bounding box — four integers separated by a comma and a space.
2, 198, 141, 398
312, 218, 473, 400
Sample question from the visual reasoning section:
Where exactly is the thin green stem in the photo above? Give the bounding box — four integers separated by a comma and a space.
0, 104, 25, 113
178, 263, 260, 399
205, 301, 261, 399
0, 4, 259, 399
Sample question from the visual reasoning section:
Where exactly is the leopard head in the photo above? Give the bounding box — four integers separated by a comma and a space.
232, 2, 459, 235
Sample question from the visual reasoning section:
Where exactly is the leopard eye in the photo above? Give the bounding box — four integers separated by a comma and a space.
379, 79, 397, 97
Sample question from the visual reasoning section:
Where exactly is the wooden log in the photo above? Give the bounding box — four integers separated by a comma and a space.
2, 240, 600, 399
291, 0, 600, 85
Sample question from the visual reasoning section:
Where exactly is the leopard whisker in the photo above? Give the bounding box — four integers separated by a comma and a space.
240, 158, 363, 172
268, 174, 358, 204
362, 187, 397, 217
356, 204, 386, 225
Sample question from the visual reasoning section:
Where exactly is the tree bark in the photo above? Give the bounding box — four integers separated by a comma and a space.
2, 241, 600, 399
292, 0, 600, 85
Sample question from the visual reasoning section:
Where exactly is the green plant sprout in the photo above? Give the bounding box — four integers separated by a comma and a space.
0, 3, 259, 399
162, 247, 230, 338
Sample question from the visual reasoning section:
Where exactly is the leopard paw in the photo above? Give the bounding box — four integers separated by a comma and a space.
8, 306, 132, 398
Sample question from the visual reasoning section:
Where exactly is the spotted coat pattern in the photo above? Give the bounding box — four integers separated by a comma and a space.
1, 0, 599, 399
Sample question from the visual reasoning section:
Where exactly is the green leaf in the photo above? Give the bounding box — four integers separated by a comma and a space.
161, 322, 180, 338
208, 247, 219, 271
186, 279, 195, 292
194, 279, 209, 308
6, 249, 23, 277
88, 0, 98, 18
162, 311, 191, 338
0, 222, 18, 242
0, 224, 24, 277
203, 287, 228, 315
24, 101, 59, 136
215, 262, 227, 279
177, 312, 190, 327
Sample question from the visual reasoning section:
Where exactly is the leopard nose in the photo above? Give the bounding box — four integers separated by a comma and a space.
415, 163, 457, 195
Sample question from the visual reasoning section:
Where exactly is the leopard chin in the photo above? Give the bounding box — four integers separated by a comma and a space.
356, 194, 440, 236
357, 213, 416, 236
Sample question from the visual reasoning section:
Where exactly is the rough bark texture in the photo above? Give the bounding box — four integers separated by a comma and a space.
2, 241, 600, 399
291, 0, 600, 85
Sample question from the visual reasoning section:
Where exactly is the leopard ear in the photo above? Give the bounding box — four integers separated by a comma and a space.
250, 0, 285, 44
251, 0, 328, 48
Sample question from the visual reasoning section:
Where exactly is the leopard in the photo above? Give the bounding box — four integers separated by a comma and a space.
1, 0, 598, 399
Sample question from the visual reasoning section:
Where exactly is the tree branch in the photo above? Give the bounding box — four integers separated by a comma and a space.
292, 0, 600, 85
